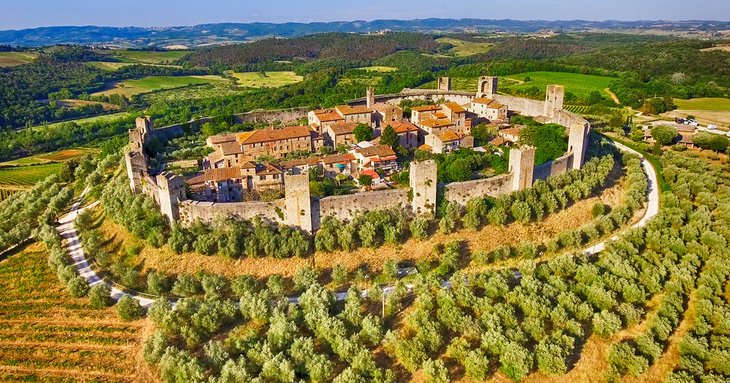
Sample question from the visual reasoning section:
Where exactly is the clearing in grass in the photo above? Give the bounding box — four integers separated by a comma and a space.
436, 36, 494, 57
93, 75, 226, 97
0, 52, 37, 67
0, 243, 145, 383
672, 97, 730, 111
228, 71, 304, 88
501, 71, 616, 100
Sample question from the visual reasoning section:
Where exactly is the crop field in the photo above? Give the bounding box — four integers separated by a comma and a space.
0, 52, 37, 67
672, 97, 730, 110
56, 99, 120, 110
28, 112, 134, 132
93, 75, 226, 97
228, 71, 304, 88
0, 243, 144, 383
97, 50, 191, 64
359, 66, 398, 72
86, 61, 135, 71
436, 36, 494, 57
501, 71, 616, 99
0, 163, 63, 189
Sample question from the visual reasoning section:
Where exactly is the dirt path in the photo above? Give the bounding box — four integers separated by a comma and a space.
605, 88, 620, 104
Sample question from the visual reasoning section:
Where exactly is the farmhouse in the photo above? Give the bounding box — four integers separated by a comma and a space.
468, 98, 508, 121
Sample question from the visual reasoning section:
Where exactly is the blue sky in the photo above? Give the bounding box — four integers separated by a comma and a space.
2, 0, 729, 30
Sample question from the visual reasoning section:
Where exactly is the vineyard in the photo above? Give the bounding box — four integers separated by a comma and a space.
0, 243, 145, 382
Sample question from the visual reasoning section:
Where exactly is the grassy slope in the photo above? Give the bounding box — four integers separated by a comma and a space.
0, 148, 96, 189
93, 75, 224, 97
672, 97, 730, 110
100, 50, 191, 64
229, 71, 304, 88
502, 71, 615, 99
436, 37, 494, 57
0, 52, 37, 67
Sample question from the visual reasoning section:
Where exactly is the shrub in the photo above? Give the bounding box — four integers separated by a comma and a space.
592, 203, 606, 217
89, 283, 113, 309
423, 359, 450, 383
410, 217, 430, 240
117, 295, 144, 321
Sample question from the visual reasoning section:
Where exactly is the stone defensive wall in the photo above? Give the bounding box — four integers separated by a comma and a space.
179, 199, 285, 225
125, 80, 591, 233
442, 173, 512, 207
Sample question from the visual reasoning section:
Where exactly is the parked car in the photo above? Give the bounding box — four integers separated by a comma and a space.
707, 124, 717, 130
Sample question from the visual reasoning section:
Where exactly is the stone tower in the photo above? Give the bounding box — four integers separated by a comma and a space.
477, 76, 498, 98
409, 160, 438, 216
544, 85, 565, 118
437, 77, 452, 91
509, 146, 535, 191
125, 151, 146, 193
568, 123, 590, 170
366, 87, 375, 109
285, 173, 313, 233
156, 172, 186, 222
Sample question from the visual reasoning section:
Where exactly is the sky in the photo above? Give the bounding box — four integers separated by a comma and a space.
2, 0, 729, 30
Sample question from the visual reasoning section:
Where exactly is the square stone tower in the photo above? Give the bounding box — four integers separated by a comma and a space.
125, 151, 146, 193
477, 76, 498, 99
438, 77, 452, 91
409, 160, 438, 216
544, 85, 565, 118
156, 172, 186, 222
568, 124, 590, 170
509, 146, 536, 191
285, 173, 313, 233
366, 87, 375, 109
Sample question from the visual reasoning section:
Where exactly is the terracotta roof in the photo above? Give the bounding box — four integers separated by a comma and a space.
533, 115, 551, 124
188, 167, 241, 184
437, 131, 462, 142
489, 136, 506, 146
238, 126, 311, 145
220, 141, 244, 155
322, 153, 355, 165
675, 124, 696, 133
433, 111, 449, 119
418, 144, 433, 151
355, 144, 397, 158
679, 133, 694, 144
389, 120, 418, 133
208, 134, 237, 145
257, 163, 282, 176
241, 161, 257, 169
208, 150, 225, 164
499, 127, 524, 138
312, 109, 345, 123
472, 98, 505, 109
420, 118, 454, 128
336, 105, 373, 115
442, 102, 466, 113
411, 105, 441, 112
372, 103, 401, 115
328, 121, 357, 136
360, 169, 380, 179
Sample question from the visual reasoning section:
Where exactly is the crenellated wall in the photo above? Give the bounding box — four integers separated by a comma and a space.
126, 82, 591, 232
443, 173, 512, 206
318, 189, 410, 223
179, 199, 286, 225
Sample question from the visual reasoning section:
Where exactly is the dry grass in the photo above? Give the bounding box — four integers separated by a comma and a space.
0, 243, 146, 383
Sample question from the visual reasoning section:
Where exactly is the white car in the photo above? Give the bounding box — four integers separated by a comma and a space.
707, 124, 717, 130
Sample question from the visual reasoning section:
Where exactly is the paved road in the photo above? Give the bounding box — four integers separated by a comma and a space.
57, 139, 661, 307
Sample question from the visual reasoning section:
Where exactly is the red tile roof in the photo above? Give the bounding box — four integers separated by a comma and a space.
420, 118, 454, 128
220, 141, 244, 155
336, 105, 373, 115
188, 167, 241, 184
327, 121, 357, 136
442, 102, 466, 113
208, 134, 238, 145
237, 126, 311, 145
411, 105, 441, 112
473, 98, 505, 109
322, 153, 355, 165
389, 120, 419, 133
312, 109, 345, 123
437, 131, 462, 142
355, 144, 397, 158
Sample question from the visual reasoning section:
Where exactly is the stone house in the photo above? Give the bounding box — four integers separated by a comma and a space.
352, 144, 398, 173
372, 102, 403, 129
389, 120, 419, 149
237, 126, 314, 159
308, 109, 345, 134
468, 98, 508, 121
335, 105, 373, 126
324, 121, 358, 148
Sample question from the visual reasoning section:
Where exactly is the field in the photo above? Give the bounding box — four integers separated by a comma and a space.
86, 61, 135, 71
228, 71, 304, 88
359, 66, 398, 72
93, 75, 226, 97
663, 98, 730, 127
27, 112, 134, 133
0, 243, 145, 383
56, 99, 120, 111
0, 149, 96, 201
0, 52, 37, 67
436, 36, 494, 57
502, 71, 616, 100
96, 50, 191, 64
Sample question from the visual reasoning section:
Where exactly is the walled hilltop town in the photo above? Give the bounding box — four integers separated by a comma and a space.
125, 76, 589, 233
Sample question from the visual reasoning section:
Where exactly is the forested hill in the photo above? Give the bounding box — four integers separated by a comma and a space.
182, 33, 437, 67
1, 19, 729, 47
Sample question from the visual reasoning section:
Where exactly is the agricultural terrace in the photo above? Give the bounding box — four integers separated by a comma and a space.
228, 71, 304, 88
0, 148, 95, 201
436, 36, 494, 57
93, 75, 227, 97
0, 243, 145, 383
0, 52, 37, 67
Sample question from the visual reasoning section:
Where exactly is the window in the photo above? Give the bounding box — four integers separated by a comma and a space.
260, 176, 266, 181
